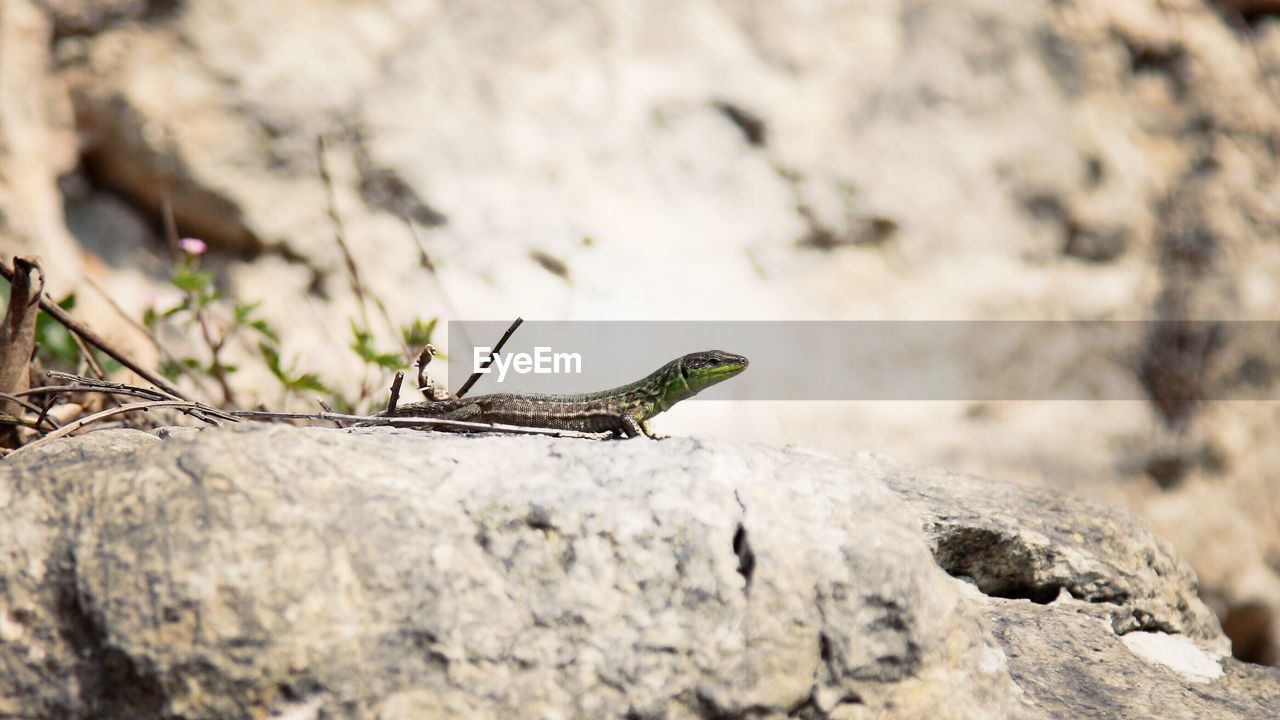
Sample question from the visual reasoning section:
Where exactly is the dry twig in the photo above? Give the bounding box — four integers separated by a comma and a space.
456, 317, 523, 398
68, 328, 109, 379
11, 400, 226, 456
0, 392, 60, 430
0, 259, 190, 400
402, 215, 471, 350
31, 371, 235, 424
0, 257, 41, 447
387, 371, 404, 414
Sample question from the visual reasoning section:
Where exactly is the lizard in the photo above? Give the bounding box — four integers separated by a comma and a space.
366, 350, 748, 439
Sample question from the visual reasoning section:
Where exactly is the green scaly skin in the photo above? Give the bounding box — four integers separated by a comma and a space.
374, 350, 748, 439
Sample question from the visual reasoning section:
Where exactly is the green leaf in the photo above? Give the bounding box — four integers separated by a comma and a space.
233, 300, 261, 324
286, 373, 328, 393
249, 319, 280, 344
259, 342, 285, 380
258, 342, 328, 393
349, 321, 402, 370
171, 268, 213, 294
400, 316, 438, 349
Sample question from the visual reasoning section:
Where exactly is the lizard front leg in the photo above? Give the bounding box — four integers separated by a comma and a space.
623, 414, 667, 440
641, 419, 669, 440
621, 414, 643, 438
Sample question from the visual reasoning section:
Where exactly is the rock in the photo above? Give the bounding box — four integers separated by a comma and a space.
0, 0, 82, 288
1, 424, 1275, 719
875, 456, 1225, 644
3, 0, 1280, 672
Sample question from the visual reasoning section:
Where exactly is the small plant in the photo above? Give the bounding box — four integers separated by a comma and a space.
346, 316, 441, 412
401, 317, 439, 353
350, 321, 403, 373
144, 238, 297, 404
141, 237, 441, 411
258, 341, 328, 395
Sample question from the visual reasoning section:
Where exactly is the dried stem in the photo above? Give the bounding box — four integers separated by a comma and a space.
387, 371, 405, 414
0, 413, 48, 431
11, 400, 224, 456
33, 371, 236, 424
0, 392, 60, 430
194, 307, 236, 406
68, 327, 108, 379
316, 133, 415, 409
316, 135, 371, 330
456, 317, 523, 398
402, 215, 471, 349
0, 259, 190, 400
0, 256, 42, 447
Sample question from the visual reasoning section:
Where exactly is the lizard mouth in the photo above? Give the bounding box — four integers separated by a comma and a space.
677, 350, 749, 393
696, 353, 748, 382
711, 357, 748, 377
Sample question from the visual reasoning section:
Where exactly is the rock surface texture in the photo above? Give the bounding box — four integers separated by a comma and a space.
0, 425, 1276, 719
3, 0, 1280, 668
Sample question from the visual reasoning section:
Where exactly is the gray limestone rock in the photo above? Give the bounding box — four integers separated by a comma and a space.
0, 425, 1275, 718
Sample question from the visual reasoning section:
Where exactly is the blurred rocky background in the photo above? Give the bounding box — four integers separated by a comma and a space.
3, 0, 1280, 670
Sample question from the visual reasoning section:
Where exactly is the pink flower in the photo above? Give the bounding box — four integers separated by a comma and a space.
179, 237, 207, 256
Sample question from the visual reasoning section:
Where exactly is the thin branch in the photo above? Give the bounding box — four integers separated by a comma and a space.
83, 276, 158, 348
0, 413, 48, 431
316, 134, 371, 332
13, 385, 69, 398
0, 392, 60, 430
34, 392, 57, 431
316, 399, 344, 428
387, 371, 404, 414
68, 327, 108, 379
33, 372, 236, 424
230, 409, 613, 440
10, 400, 220, 456
194, 308, 236, 405
0, 256, 42, 447
0, 259, 190, 400
46, 370, 178, 398
401, 215, 472, 350
455, 317, 523, 398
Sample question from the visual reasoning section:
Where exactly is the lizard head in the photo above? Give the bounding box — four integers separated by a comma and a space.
676, 350, 748, 394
